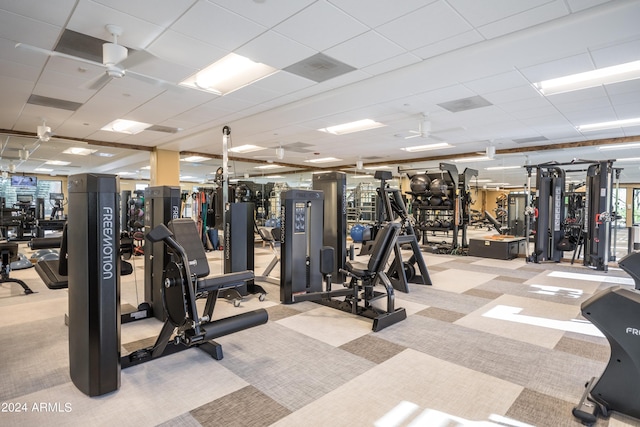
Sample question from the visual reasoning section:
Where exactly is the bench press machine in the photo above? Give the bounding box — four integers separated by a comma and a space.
122, 218, 268, 368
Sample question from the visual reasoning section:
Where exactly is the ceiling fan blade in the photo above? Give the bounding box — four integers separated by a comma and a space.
84, 72, 111, 90
404, 133, 421, 139
119, 49, 156, 69
15, 43, 103, 67
127, 70, 186, 92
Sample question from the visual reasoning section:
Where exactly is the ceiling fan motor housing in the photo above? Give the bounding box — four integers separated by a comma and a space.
103, 43, 127, 77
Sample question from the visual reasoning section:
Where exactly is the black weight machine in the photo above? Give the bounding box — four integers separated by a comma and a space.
0, 241, 34, 295
279, 189, 407, 331
66, 174, 267, 396
361, 170, 432, 291
525, 160, 620, 271
573, 251, 640, 425
123, 219, 268, 368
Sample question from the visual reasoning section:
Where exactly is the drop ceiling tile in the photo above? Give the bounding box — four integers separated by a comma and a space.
447, 0, 556, 27
361, 52, 421, 77
519, 53, 593, 83
251, 71, 315, 96
591, 38, 640, 68
171, 1, 266, 51
65, 1, 165, 49
0, 10, 62, 49
376, 2, 473, 51
412, 30, 483, 60
273, 1, 368, 52
327, 0, 433, 27
463, 70, 527, 94
0, 57, 42, 82
324, 31, 405, 69
477, 1, 569, 39
0, 0, 77, 27
209, 0, 316, 27
565, 0, 612, 13
235, 30, 316, 69
147, 30, 228, 70
483, 85, 542, 104
92, 0, 198, 26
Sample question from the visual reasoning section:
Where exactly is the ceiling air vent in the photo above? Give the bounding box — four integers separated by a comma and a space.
27, 94, 83, 111
281, 142, 315, 153
146, 125, 182, 134
513, 136, 549, 144
284, 53, 356, 83
437, 95, 493, 113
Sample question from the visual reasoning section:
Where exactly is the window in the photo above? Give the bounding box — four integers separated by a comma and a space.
633, 188, 640, 225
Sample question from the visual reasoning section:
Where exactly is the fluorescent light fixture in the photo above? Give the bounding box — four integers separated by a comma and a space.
304, 157, 342, 164
598, 142, 640, 150
533, 60, 640, 96
45, 160, 71, 166
353, 174, 373, 179
93, 152, 115, 157
180, 175, 196, 180
485, 165, 521, 170
265, 175, 283, 178
255, 164, 283, 170
400, 142, 451, 152
181, 156, 210, 162
101, 119, 151, 135
318, 119, 385, 135
35, 168, 53, 172
364, 166, 391, 171
577, 117, 640, 132
616, 157, 640, 162
140, 166, 151, 170
117, 171, 135, 176
180, 53, 277, 95
228, 144, 265, 153
454, 156, 493, 163
63, 147, 97, 156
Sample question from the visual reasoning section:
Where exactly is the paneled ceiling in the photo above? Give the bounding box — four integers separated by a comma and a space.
1, 0, 639, 189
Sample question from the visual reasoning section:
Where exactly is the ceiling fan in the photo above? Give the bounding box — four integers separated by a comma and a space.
405, 113, 443, 140
16, 24, 169, 90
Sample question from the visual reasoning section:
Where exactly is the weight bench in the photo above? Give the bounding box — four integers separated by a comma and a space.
122, 219, 268, 368
0, 242, 34, 295
296, 222, 407, 331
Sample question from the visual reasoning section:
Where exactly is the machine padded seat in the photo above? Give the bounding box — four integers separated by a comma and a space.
168, 219, 254, 293
35, 259, 68, 289
345, 222, 400, 278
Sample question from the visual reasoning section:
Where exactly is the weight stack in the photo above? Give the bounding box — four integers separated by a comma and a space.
67, 173, 120, 396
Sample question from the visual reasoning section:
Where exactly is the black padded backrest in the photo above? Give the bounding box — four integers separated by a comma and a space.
0, 242, 19, 262
366, 222, 400, 272
168, 219, 210, 278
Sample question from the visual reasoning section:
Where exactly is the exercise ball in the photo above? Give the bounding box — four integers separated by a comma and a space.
410, 174, 431, 194
430, 178, 450, 197
350, 224, 365, 243
430, 196, 443, 206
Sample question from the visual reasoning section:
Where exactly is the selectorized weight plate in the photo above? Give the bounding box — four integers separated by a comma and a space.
163, 261, 189, 328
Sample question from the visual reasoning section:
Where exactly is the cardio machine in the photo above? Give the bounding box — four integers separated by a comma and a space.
573, 251, 640, 425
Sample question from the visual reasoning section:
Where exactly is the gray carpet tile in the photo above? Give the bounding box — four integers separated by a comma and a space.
494, 275, 527, 283
462, 288, 503, 300
338, 334, 406, 364
554, 336, 610, 363
506, 388, 585, 427
191, 385, 290, 427
156, 412, 203, 427
416, 306, 466, 323
376, 315, 605, 402
397, 284, 492, 315
473, 279, 588, 306
264, 304, 303, 322
215, 322, 376, 412
0, 317, 70, 400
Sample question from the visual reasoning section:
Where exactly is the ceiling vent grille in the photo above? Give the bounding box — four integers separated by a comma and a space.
437, 95, 493, 113
284, 53, 356, 83
27, 94, 83, 111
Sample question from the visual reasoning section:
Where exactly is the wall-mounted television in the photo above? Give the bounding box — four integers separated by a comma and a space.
11, 175, 37, 187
